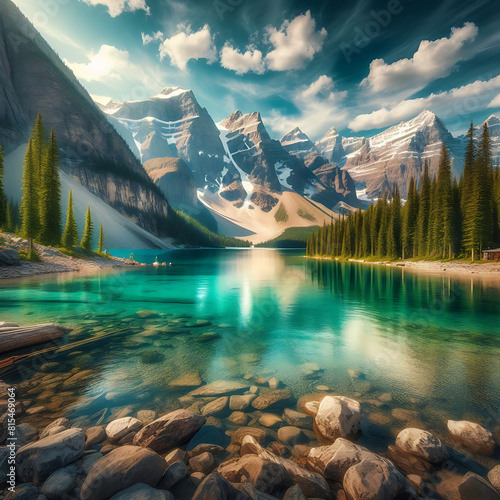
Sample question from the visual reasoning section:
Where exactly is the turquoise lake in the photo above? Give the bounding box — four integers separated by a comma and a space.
1, 249, 500, 455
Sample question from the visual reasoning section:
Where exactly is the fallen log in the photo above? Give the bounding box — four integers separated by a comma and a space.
0, 324, 67, 354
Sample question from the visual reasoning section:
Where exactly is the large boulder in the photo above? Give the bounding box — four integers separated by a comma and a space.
395, 428, 449, 464
133, 410, 205, 452
106, 417, 143, 443
109, 483, 174, 500
343, 457, 415, 500
308, 438, 378, 482
192, 472, 249, 499
0, 249, 20, 266
158, 461, 187, 490
16, 428, 85, 482
202, 397, 229, 417
39, 418, 70, 439
458, 472, 500, 500
217, 455, 293, 495
80, 445, 168, 500
314, 396, 361, 441
252, 389, 293, 411
4, 483, 38, 499
447, 420, 496, 456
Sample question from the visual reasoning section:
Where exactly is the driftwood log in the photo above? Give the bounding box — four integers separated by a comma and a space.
0, 324, 67, 354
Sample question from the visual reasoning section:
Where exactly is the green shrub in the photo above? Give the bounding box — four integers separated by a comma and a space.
274, 203, 289, 223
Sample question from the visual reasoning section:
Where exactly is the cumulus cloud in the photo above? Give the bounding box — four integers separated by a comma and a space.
159, 25, 217, 70
80, 0, 150, 17
265, 11, 327, 71
350, 75, 500, 131
265, 75, 348, 138
142, 31, 163, 45
64, 45, 130, 82
220, 45, 265, 75
361, 22, 478, 96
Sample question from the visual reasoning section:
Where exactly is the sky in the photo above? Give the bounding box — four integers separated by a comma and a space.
12, 0, 500, 140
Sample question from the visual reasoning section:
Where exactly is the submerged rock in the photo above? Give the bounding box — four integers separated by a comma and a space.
202, 397, 228, 417
447, 420, 496, 456
158, 461, 187, 489
109, 483, 173, 500
40, 418, 70, 439
395, 428, 449, 464
489, 465, 500, 493
458, 472, 500, 500
191, 472, 249, 499
189, 381, 250, 397
252, 389, 293, 410
229, 394, 257, 411
106, 417, 143, 443
133, 410, 205, 452
40, 465, 77, 500
169, 372, 203, 388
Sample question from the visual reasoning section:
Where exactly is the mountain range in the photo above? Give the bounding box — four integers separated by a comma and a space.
1, 0, 499, 247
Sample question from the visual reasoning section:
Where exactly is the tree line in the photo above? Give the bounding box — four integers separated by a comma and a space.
0, 115, 104, 259
307, 122, 500, 261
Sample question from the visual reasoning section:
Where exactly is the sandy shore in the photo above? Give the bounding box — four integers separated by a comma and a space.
0, 233, 136, 280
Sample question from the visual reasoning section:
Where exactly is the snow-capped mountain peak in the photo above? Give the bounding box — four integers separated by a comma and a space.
153, 87, 190, 100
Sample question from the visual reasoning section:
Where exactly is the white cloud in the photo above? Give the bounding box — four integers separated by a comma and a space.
142, 31, 163, 45
265, 75, 348, 139
80, 0, 150, 17
64, 45, 130, 82
489, 93, 500, 108
220, 45, 265, 75
265, 11, 327, 71
159, 25, 217, 70
361, 23, 478, 97
350, 75, 500, 131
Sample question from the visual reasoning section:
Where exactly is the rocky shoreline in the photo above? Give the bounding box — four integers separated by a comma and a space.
0, 233, 136, 280
2, 373, 500, 499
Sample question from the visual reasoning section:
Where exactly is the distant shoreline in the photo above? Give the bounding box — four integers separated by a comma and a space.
306, 255, 500, 279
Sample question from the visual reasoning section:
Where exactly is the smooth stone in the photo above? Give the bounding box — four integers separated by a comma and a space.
16, 423, 38, 444
80, 445, 168, 500
268, 377, 280, 389
106, 417, 143, 443
458, 472, 500, 500
343, 457, 415, 500
282, 409, 313, 430
447, 420, 496, 455
277, 427, 306, 446
40, 417, 70, 439
386, 445, 433, 476
379, 393, 392, 402
165, 448, 189, 465
190, 472, 206, 488
192, 471, 249, 499
0, 322, 19, 328
85, 426, 107, 449
189, 443, 225, 458
189, 452, 216, 474
316, 385, 329, 391
17, 428, 85, 483
169, 372, 203, 388
82, 452, 103, 475
314, 396, 361, 441
395, 428, 449, 464
228, 411, 249, 425
189, 381, 250, 397
488, 465, 500, 493
231, 426, 268, 445
252, 389, 293, 410
137, 410, 157, 426
40, 363, 59, 373
158, 461, 187, 490
229, 394, 257, 411
406, 474, 425, 495
109, 483, 173, 500
259, 414, 283, 428
133, 410, 206, 453
301, 363, 321, 376
40, 466, 77, 500
202, 397, 229, 417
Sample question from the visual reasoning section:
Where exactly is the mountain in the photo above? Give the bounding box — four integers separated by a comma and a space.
0, 0, 171, 247
98, 92, 360, 243
280, 127, 315, 159
315, 110, 463, 198
476, 115, 500, 164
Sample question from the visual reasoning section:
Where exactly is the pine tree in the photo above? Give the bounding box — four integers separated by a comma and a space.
416, 162, 431, 256
388, 185, 402, 259
402, 177, 419, 258
39, 130, 62, 246
61, 190, 78, 249
20, 139, 39, 252
4, 201, 14, 234
437, 144, 454, 258
32, 113, 47, 182
98, 223, 104, 253
0, 146, 6, 229
80, 206, 93, 253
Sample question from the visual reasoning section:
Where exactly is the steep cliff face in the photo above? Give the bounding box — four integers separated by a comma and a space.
0, 0, 170, 236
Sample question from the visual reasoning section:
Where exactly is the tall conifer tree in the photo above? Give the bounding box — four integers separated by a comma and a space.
80, 206, 93, 253
20, 139, 39, 252
62, 190, 78, 249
